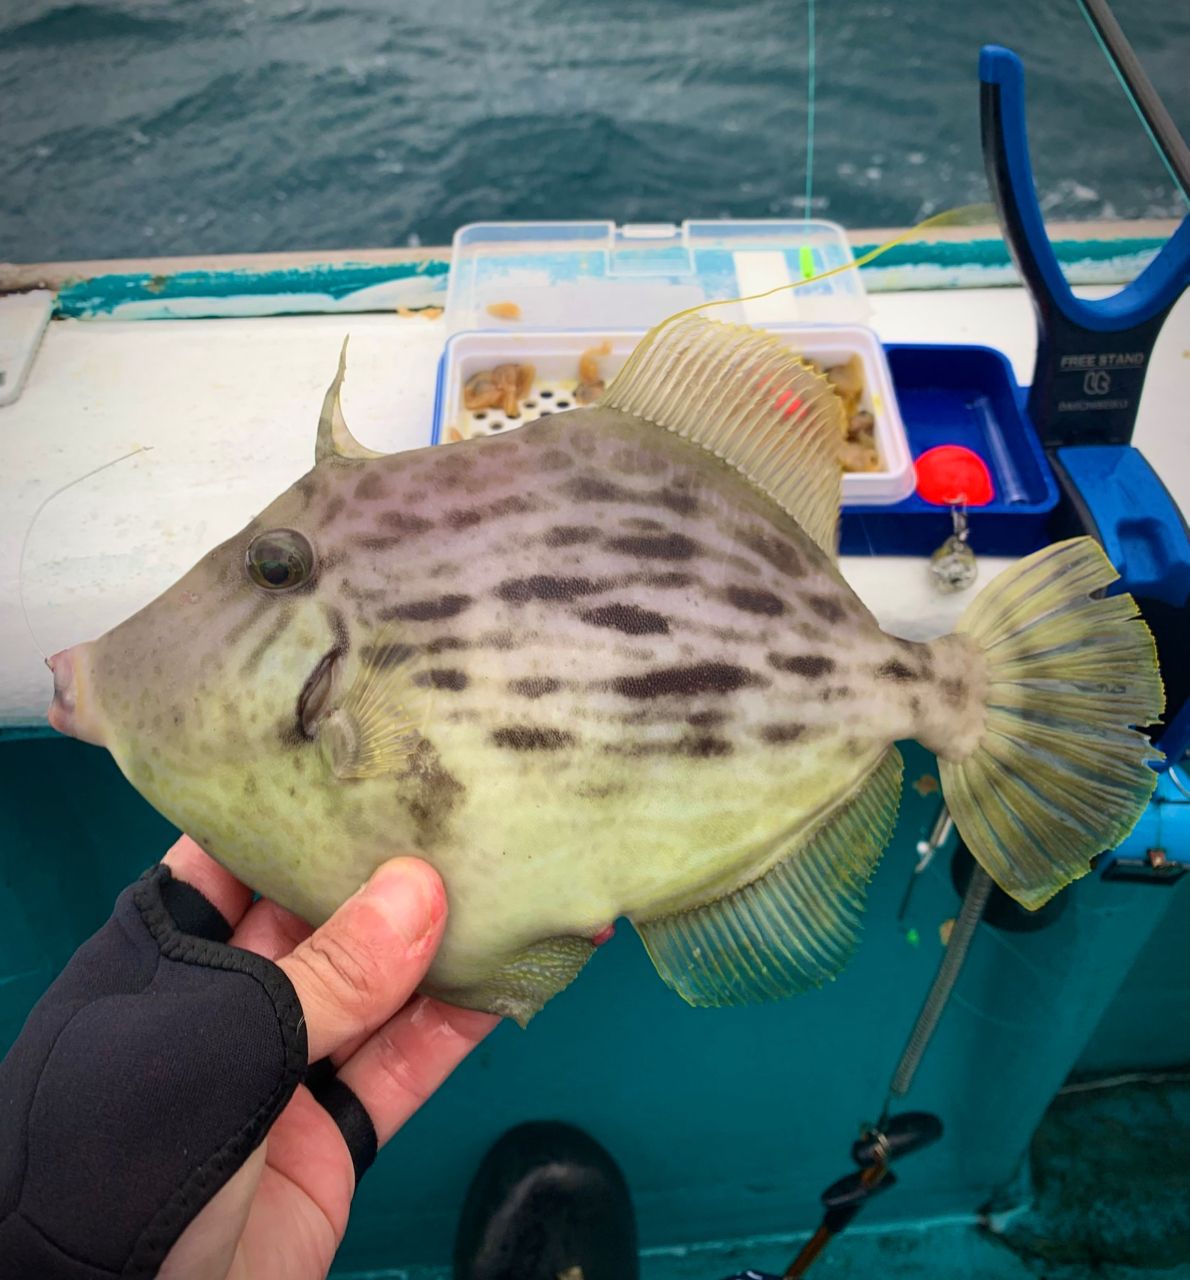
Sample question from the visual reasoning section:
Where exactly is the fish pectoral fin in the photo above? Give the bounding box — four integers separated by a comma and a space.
599, 314, 845, 559
446, 936, 596, 1028
635, 747, 903, 1007
319, 632, 433, 779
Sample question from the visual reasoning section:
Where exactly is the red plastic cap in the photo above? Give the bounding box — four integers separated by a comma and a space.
915, 445, 995, 507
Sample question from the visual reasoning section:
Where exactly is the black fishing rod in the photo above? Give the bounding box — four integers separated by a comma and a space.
1077, 0, 1190, 200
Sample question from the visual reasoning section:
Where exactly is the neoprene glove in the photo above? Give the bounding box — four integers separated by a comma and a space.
0, 863, 375, 1280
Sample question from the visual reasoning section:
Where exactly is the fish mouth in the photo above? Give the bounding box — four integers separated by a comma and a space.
297, 646, 342, 739
47, 643, 107, 747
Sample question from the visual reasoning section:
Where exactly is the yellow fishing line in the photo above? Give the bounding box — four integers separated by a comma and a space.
656, 203, 997, 332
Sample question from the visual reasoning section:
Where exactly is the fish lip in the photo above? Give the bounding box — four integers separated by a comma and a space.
297, 646, 342, 739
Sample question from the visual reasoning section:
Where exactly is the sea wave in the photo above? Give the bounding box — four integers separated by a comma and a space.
0, 0, 1185, 261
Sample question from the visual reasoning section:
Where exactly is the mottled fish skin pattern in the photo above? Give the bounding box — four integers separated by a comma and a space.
86, 406, 984, 1009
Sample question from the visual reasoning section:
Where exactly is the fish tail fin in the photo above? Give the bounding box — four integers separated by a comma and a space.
926, 537, 1164, 910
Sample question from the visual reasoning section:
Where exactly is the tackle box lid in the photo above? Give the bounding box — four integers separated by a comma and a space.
442, 219, 872, 335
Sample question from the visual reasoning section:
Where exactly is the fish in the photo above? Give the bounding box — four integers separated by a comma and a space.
46, 317, 1164, 1025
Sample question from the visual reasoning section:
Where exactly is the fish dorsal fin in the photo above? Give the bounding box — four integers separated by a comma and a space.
316, 337, 386, 464
600, 315, 845, 558
635, 747, 902, 1006
318, 632, 433, 778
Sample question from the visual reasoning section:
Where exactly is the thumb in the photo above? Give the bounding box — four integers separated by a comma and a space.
277, 857, 446, 1063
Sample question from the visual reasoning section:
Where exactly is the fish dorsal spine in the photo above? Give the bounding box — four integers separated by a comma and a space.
599, 315, 845, 559
315, 336, 386, 464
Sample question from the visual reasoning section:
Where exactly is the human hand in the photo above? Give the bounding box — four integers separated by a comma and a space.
157, 836, 499, 1280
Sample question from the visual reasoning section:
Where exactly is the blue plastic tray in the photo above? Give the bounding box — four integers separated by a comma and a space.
839, 343, 1059, 556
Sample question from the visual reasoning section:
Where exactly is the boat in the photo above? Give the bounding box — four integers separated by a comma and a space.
1, 28, 1187, 1280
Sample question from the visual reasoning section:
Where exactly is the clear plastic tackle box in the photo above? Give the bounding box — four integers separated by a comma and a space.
431, 219, 915, 505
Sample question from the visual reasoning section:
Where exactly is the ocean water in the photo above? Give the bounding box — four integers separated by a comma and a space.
1, 0, 1186, 263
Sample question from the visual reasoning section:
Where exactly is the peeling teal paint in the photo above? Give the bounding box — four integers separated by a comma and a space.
55, 257, 450, 319
47, 234, 1169, 321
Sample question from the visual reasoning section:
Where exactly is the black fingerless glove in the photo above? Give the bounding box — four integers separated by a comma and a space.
0, 864, 306, 1279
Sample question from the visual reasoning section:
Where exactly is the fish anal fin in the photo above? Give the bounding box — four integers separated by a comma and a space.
636, 747, 903, 1007
600, 315, 845, 558
319, 632, 433, 779
443, 936, 596, 1027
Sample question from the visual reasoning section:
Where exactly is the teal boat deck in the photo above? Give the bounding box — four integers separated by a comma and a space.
3, 737, 1188, 1277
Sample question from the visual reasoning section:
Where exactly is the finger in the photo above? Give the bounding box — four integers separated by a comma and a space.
230, 897, 314, 962
158, 1144, 265, 1280
162, 835, 254, 929
337, 997, 499, 1147
277, 857, 446, 1063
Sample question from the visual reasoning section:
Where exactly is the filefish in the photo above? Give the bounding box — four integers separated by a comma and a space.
47, 318, 1164, 1024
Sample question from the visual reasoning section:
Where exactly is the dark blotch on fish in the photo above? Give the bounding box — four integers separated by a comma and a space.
432, 454, 477, 488
537, 449, 575, 472
415, 668, 469, 691
876, 658, 918, 682
379, 511, 434, 536
488, 494, 539, 518
641, 572, 695, 589
680, 734, 732, 758
323, 605, 350, 654
941, 677, 967, 706
609, 733, 732, 759
654, 486, 700, 517
798, 623, 831, 646
726, 585, 785, 617
407, 740, 464, 848
509, 676, 562, 699
760, 723, 807, 744
609, 446, 667, 477
356, 536, 406, 551
569, 427, 598, 458
446, 509, 483, 530
622, 516, 666, 533
605, 532, 698, 561
688, 709, 728, 727
543, 525, 599, 548
740, 528, 805, 579
492, 726, 576, 751
381, 594, 473, 622
497, 575, 609, 604
576, 781, 627, 800
610, 662, 763, 699
426, 636, 469, 654
808, 594, 847, 623
580, 603, 670, 636
361, 642, 417, 668
321, 495, 346, 526
563, 476, 625, 503
354, 472, 388, 501
768, 653, 835, 678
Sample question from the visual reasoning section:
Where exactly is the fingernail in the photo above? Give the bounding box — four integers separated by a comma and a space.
360, 859, 444, 946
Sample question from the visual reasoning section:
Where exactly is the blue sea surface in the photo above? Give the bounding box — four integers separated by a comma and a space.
0, 0, 1186, 262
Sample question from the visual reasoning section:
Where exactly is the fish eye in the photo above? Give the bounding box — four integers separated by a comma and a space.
245, 529, 315, 592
